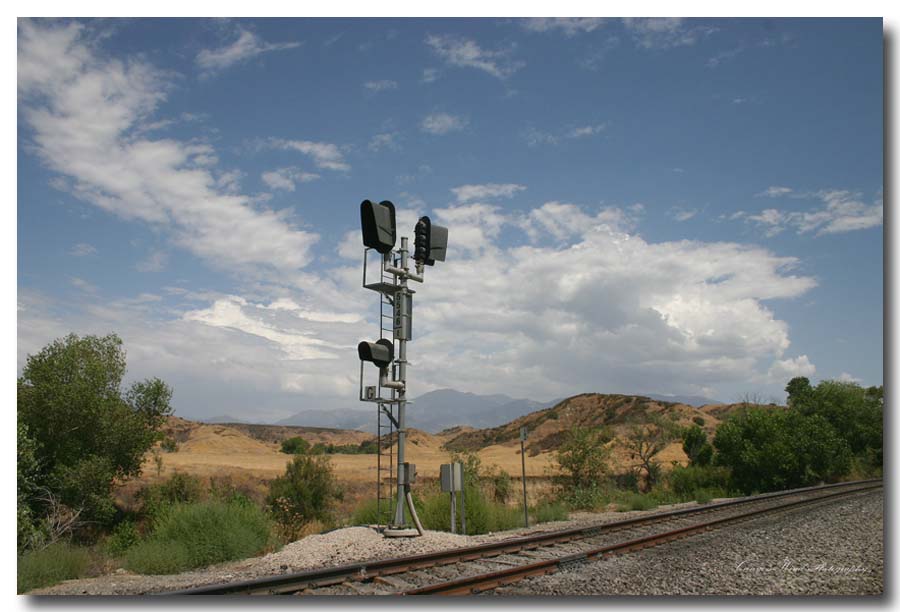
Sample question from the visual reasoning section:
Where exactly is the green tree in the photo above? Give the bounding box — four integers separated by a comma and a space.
785, 377, 883, 466
681, 425, 713, 467
266, 454, 341, 539
622, 415, 678, 491
280, 436, 311, 455
713, 407, 851, 493
554, 426, 613, 490
17, 419, 41, 552
18, 333, 173, 526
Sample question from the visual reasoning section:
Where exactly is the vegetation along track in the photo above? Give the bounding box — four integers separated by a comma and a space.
166, 479, 882, 596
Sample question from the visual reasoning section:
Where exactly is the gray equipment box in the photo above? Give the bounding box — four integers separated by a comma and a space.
399, 462, 416, 485
440, 462, 463, 492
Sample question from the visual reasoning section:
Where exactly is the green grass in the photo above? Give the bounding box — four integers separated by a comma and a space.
126, 499, 274, 575
18, 542, 91, 593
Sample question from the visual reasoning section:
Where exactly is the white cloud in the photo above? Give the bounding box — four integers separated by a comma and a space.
568, 123, 607, 138
451, 183, 526, 203
768, 355, 816, 382
837, 372, 862, 384
18, 20, 320, 277
261, 167, 320, 191
522, 126, 559, 147
669, 206, 699, 222
70, 242, 97, 256
425, 34, 524, 80
420, 113, 467, 135
622, 18, 712, 49
265, 138, 350, 171
196, 28, 301, 73
520, 18, 605, 36
368, 132, 400, 152
363, 79, 398, 92
734, 189, 883, 237
136, 250, 168, 272
756, 186, 794, 198
421, 67, 439, 83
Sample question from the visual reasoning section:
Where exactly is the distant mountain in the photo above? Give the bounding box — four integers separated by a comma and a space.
644, 393, 721, 407
202, 415, 249, 424
406, 389, 560, 433
275, 409, 372, 431
273, 389, 559, 434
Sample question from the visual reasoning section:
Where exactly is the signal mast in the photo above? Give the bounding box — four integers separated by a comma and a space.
357, 200, 448, 537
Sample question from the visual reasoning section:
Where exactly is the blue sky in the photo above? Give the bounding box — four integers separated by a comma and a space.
17, 17, 883, 422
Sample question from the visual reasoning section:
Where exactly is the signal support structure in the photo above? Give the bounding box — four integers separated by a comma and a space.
357, 200, 448, 538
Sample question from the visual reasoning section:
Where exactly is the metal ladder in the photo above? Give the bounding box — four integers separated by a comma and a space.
375, 259, 398, 526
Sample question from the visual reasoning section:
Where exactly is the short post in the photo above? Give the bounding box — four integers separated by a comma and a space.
459, 463, 466, 535
441, 463, 464, 534
520, 426, 529, 528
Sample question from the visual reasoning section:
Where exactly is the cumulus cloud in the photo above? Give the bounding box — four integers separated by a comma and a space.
520, 18, 605, 36
196, 27, 301, 73
768, 355, 816, 382
261, 167, 320, 191
669, 206, 699, 222
17, 21, 319, 279
451, 183, 526, 203
425, 34, 525, 80
420, 112, 467, 135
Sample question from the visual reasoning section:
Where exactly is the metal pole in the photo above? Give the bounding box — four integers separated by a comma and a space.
450, 490, 456, 534
391, 238, 410, 530
460, 463, 466, 535
521, 438, 529, 528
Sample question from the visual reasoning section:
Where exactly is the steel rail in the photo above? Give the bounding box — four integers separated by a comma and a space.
164, 479, 881, 595
401, 482, 883, 596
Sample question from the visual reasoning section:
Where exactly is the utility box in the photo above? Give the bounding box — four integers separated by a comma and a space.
398, 462, 416, 485
440, 463, 463, 492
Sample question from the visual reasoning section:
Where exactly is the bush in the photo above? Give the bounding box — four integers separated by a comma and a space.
681, 425, 713, 466
667, 465, 731, 499
160, 437, 178, 453
531, 501, 568, 524
126, 540, 191, 575
105, 520, 139, 556
492, 469, 513, 504
350, 498, 395, 526
554, 426, 613, 490
267, 454, 341, 540
127, 499, 273, 574
280, 436, 310, 455
17, 542, 90, 593
137, 472, 204, 519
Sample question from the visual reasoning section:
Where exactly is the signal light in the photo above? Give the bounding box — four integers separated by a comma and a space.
360, 200, 396, 254
413, 216, 448, 266
358, 339, 394, 369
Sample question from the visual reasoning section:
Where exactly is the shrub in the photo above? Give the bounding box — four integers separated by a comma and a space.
681, 425, 713, 466
280, 436, 310, 455
667, 465, 731, 500
128, 499, 273, 574
126, 540, 191, 575
17, 542, 90, 593
137, 472, 204, 519
350, 498, 395, 526
492, 469, 513, 504
692, 416, 706, 427
160, 437, 178, 453
531, 501, 568, 524
105, 520, 140, 556
267, 454, 341, 540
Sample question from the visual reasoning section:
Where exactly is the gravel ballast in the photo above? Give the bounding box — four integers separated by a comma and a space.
500, 490, 883, 596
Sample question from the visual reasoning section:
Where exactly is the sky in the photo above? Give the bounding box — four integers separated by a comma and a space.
16, 17, 884, 423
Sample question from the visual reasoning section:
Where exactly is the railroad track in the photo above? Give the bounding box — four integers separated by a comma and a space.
165, 479, 882, 596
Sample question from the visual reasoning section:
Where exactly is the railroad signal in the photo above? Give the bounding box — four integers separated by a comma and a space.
413, 216, 448, 266
360, 200, 397, 254
358, 339, 394, 369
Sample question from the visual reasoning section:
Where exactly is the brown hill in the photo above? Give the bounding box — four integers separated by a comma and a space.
443, 393, 720, 455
